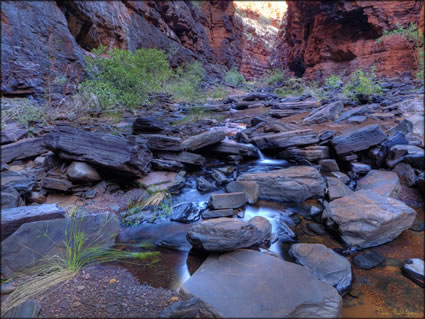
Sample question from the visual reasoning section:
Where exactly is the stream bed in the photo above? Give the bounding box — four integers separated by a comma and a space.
111, 156, 424, 318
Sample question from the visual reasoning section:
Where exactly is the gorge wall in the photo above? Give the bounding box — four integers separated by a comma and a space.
271, 0, 425, 81
1, 0, 242, 96
1, 0, 424, 98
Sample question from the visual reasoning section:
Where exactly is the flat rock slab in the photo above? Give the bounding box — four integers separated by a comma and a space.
279, 145, 329, 162
137, 171, 180, 191
325, 190, 416, 249
186, 216, 271, 252
225, 181, 259, 205
238, 166, 325, 202
133, 116, 172, 134
208, 192, 247, 209
331, 124, 387, 155
136, 134, 183, 151
357, 170, 401, 198
202, 209, 233, 219
4, 300, 41, 318
210, 141, 258, 158
1, 137, 47, 163
44, 126, 152, 177
180, 249, 342, 318
181, 128, 226, 151
303, 101, 344, 125
252, 129, 319, 150
289, 243, 352, 294
402, 258, 424, 287
158, 151, 205, 166
327, 177, 353, 201
1, 204, 65, 241
1, 212, 119, 278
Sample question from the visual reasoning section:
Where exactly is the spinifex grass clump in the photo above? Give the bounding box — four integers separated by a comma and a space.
343, 66, 382, 101
1, 213, 159, 316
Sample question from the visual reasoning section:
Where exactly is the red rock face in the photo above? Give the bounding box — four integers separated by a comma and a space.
272, 1, 424, 81
1, 0, 242, 96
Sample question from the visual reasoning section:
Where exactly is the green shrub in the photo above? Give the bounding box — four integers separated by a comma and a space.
273, 77, 306, 97
167, 61, 206, 103
82, 46, 172, 110
208, 85, 227, 100
325, 74, 342, 89
417, 48, 424, 81
224, 67, 245, 87
343, 67, 382, 100
260, 69, 287, 87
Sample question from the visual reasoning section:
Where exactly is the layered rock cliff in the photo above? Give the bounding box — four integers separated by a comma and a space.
271, 1, 425, 80
1, 0, 242, 96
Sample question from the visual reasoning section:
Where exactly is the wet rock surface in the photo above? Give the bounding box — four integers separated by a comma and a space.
180, 249, 342, 318
353, 251, 386, 270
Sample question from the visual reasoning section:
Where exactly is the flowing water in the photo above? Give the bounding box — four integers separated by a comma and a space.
112, 148, 424, 318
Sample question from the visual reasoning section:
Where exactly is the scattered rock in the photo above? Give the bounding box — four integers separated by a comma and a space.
136, 134, 183, 151
202, 209, 233, 219
307, 222, 328, 235
325, 190, 416, 249
402, 258, 424, 288
210, 141, 258, 158
279, 145, 329, 162
170, 202, 203, 223
208, 192, 247, 209
276, 219, 296, 242
1, 138, 47, 163
196, 176, 217, 193
289, 243, 352, 294
225, 181, 259, 205
158, 151, 205, 166
186, 217, 271, 251
303, 101, 344, 124
357, 170, 401, 198
66, 161, 101, 183
327, 177, 353, 201
331, 125, 387, 155
210, 169, 228, 186
159, 297, 221, 318
252, 129, 319, 150
351, 162, 371, 175
1, 187, 24, 209
1, 212, 119, 278
180, 249, 342, 318
137, 171, 185, 192
392, 163, 417, 187
44, 126, 152, 177
320, 159, 340, 172
353, 251, 386, 269
3, 300, 41, 318
133, 117, 172, 134
181, 128, 226, 151
238, 166, 325, 202
42, 177, 73, 192
151, 159, 184, 172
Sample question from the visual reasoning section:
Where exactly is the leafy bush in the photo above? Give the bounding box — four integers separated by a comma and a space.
224, 67, 245, 87
343, 67, 382, 101
325, 74, 342, 89
167, 61, 206, 103
82, 46, 172, 110
208, 85, 227, 100
260, 69, 287, 87
273, 77, 306, 97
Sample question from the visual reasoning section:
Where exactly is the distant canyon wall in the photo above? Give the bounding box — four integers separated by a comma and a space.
271, 1, 425, 81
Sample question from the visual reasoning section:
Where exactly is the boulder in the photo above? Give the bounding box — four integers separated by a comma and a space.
1, 138, 47, 163
351, 162, 371, 175
325, 190, 416, 249
3, 300, 41, 318
279, 145, 329, 162
210, 141, 258, 158
0, 124, 27, 145
160, 297, 221, 318
181, 128, 226, 151
210, 169, 228, 186
393, 163, 417, 187
320, 159, 340, 172
42, 177, 73, 192
386, 119, 413, 136
180, 249, 342, 318
196, 176, 217, 193
327, 177, 353, 201
44, 126, 152, 177
225, 181, 259, 205
331, 125, 387, 155
276, 219, 296, 242
1, 171, 35, 195
1, 212, 119, 278
387, 145, 425, 170
1, 204, 65, 241
186, 216, 271, 251
289, 243, 352, 294
66, 161, 101, 183
303, 101, 344, 124
402, 258, 424, 288
170, 202, 203, 223
238, 166, 325, 202
357, 170, 401, 198
137, 171, 185, 192
252, 129, 319, 150
1, 187, 24, 209
151, 159, 184, 172
208, 192, 247, 209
